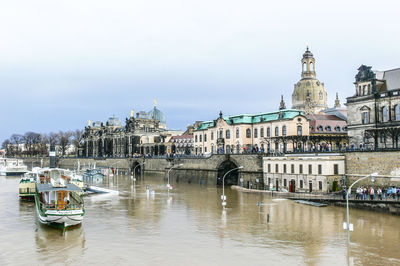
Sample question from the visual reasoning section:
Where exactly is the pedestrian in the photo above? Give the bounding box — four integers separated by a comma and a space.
368, 186, 375, 200
377, 188, 382, 200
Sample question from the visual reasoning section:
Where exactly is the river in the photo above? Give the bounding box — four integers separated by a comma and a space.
1, 173, 399, 265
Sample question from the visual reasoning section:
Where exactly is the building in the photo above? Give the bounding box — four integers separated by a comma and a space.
292, 47, 328, 114
346, 65, 400, 149
194, 109, 309, 155
81, 102, 182, 157
263, 154, 345, 193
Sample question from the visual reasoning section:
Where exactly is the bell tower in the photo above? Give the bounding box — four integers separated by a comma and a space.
301, 46, 316, 79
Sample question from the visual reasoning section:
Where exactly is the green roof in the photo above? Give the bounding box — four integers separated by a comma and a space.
195, 109, 304, 131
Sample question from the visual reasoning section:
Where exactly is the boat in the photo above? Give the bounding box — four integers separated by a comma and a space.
0, 158, 28, 176
83, 169, 105, 183
294, 200, 327, 207
19, 171, 39, 198
34, 168, 85, 229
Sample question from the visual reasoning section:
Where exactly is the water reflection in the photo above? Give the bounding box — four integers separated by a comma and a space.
1, 174, 400, 265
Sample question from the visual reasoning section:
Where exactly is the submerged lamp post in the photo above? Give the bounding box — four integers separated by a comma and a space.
345, 172, 378, 244
133, 162, 146, 180
167, 164, 183, 190
221, 166, 243, 208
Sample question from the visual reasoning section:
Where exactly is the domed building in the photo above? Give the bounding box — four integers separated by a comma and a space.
292, 47, 328, 114
148, 105, 166, 129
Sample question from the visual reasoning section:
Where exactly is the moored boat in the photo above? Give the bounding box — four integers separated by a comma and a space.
34, 168, 85, 229
19, 171, 39, 198
83, 169, 105, 183
0, 158, 28, 176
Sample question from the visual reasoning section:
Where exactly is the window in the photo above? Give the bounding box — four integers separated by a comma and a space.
297, 125, 302, 136
275, 127, 279, 136
254, 128, 258, 138
205, 147, 207, 153
335, 126, 341, 132
267, 127, 271, 137
382, 106, 389, 122
211, 132, 214, 140
236, 128, 239, 138
308, 164, 312, 174
282, 125, 287, 136
395, 105, 400, 121
246, 128, 251, 138
204, 134, 207, 142
317, 125, 323, 132
260, 128, 264, 137
319, 181, 322, 190
291, 164, 294, 174
283, 164, 287, 173
325, 126, 331, 131
299, 164, 303, 174
334, 164, 339, 175
195, 135, 198, 142
381, 132, 385, 143
219, 130, 223, 139
211, 145, 214, 153
362, 112, 369, 124
319, 91, 323, 100
199, 135, 202, 142
275, 164, 279, 173
300, 180, 304, 188
268, 164, 271, 173
199, 147, 202, 153
318, 164, 322, 175
343, 126, 347, 131
226, 145, 230, 153
284, 179, 287, 187
226, 130, 230, 139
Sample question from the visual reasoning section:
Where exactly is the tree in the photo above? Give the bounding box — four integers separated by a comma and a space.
71, 129, 83, 156
58, 131, 73, 156
2, 139, 14, 156
10, 134, 23, 156
23, 132, 42, 156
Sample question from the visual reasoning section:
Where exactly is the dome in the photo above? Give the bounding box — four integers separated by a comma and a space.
148, 107, 166, 125
303, 47, 313, 59
106, 116, 122, 127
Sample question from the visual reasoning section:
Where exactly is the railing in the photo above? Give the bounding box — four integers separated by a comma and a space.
40, 202, 83, 211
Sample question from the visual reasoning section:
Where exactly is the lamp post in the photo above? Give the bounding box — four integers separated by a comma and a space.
167, 163, 183, 189
345, 172, 377, 244
221, 166, 243, 208
133, 162, 146, 180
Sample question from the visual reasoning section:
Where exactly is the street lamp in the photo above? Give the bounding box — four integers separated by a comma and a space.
167, 163, 183, 189
345, 172, 378, 244
133, 162, 146, 180
221, 166, 243, 208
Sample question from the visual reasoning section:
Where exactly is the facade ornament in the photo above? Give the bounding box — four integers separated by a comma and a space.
334, 92, 341, 108
279, 95, 286, 110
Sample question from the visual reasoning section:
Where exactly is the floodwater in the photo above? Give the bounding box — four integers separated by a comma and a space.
1, 173, 400, 266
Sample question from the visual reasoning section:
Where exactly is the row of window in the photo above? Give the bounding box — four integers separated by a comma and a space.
267, 163, 339, 175
311, 125, 346, 132
268, 178, 323, 190
362, 105, 400, 124
194, 125, 303, 142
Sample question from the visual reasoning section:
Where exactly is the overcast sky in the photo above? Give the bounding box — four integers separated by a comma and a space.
1, 0, 400, 143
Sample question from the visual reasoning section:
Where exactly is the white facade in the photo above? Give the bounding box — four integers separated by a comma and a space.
263, 154, 345, 192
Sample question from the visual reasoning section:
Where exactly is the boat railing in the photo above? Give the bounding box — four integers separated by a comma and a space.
40, 202, 84, 211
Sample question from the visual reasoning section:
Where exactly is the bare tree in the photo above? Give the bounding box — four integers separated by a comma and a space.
71, 129, 83, 156
23, 132, 42, 156
58, 131, 73, 156
10, 134, 23, 156
2, 139, 14, 157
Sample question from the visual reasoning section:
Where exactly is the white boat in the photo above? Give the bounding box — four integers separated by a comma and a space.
0, 158, 28, 176
34, 168, 85, 229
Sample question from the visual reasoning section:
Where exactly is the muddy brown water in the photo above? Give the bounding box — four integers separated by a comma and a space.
1, 174, 399, 265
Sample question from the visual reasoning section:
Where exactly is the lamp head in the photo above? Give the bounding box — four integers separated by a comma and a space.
238, 166, 244, 169
371, 172, 378, 182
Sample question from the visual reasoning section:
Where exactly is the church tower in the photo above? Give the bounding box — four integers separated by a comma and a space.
292, 47, 328, 114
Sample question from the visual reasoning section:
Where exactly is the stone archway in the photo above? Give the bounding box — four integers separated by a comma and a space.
131, 161, 142, 177
217, 160, 239, 186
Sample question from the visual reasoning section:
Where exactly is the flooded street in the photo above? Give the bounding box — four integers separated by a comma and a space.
1, 173, 400, 265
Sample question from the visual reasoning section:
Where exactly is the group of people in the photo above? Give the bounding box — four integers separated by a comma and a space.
344, 186, 400, 200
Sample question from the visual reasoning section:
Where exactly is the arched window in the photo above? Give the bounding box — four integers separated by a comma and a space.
395, 105, 400, 121
236, 128, 239, 138
343, 126, 348, 131
310, 62, 314, 71
260, 127, 264, 137
211, 144, 214, 154
267, 127, 271, 137
335, 126, 341, 131
282, 125, 287, 136
303, 62, 307, 72
254, 128, 258, 138
226, 130, 230, 139
319, 91, 323, 100
309, 125, 313, 131
226, 145, 231, 154
275, 126, 279, 136
317, 125, 323, 132
199, 135, 202, 142
195, 135, 198, 142
297, 125, 302, 136
219, 130, 223, 139
246, 128, 251, 138
382, 106, 389, 122
204, 134, 207, 142
325, 126, 331, 131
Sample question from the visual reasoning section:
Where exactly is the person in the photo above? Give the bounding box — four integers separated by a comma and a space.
377, 188, 382, 200
368, 186, 375, 200
342, 187, 347, 200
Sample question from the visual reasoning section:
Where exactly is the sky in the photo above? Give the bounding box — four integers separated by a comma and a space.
1, 0, 400, 143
